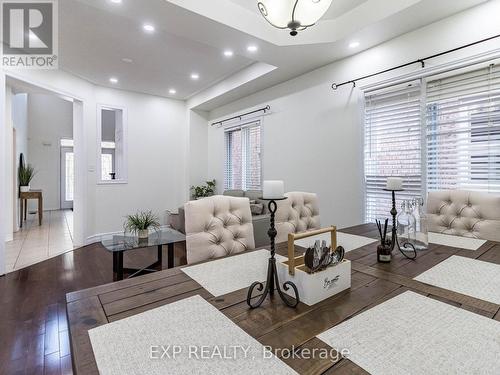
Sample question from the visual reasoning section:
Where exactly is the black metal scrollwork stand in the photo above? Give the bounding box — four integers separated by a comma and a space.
247, 198, 300, 309
384, 189, 417, 260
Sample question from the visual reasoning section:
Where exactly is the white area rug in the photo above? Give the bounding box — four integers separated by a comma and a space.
428, 232, 486, 250
89, 295, 297, 375
414, 255, 500, 304
295, 232, 377, 252
317, 291, 500, 375
181, 250, 285, 297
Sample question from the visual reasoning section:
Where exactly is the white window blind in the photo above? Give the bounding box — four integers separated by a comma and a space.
224, 121, 262, 191
426, 65, 500, 193
364, 82, 424, 222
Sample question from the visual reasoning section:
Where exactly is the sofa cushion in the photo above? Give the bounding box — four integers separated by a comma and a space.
250, 202, 264, 215
184, 195, 255, 264
223, 190, 245, 197
245, 190, 263, 201
427, 190, 500, 242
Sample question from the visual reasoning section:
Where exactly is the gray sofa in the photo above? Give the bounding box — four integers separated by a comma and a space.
170, 190, 271, 248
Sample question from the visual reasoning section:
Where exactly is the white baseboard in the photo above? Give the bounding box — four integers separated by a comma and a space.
85, 230, 123, 245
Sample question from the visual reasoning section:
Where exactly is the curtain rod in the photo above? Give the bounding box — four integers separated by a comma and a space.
331, 34, 500, 91
211, 105, 270, 127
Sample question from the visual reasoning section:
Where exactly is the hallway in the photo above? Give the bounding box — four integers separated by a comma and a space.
5, 210, 75, 273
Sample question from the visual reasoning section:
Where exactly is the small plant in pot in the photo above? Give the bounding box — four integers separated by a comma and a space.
190, 179, 216, 200
19, 164, 36, 193
124, 211, 160, 239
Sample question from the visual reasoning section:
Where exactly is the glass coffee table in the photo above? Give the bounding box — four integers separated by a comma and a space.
101, 228, 186, 281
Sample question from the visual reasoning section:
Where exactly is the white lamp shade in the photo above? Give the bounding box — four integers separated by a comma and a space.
258, 0, 333, 29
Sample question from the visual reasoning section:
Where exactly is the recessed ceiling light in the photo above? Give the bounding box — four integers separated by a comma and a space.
247, 45, 258, 52
169, 89, 177, 95
349, 41, 360, 49
110, 0, 122, 4
109, 77, 118, 84
190, 73, 199, 80
121, 58, 133, 63
143, 24, 155, 33
223, 50, 234, 57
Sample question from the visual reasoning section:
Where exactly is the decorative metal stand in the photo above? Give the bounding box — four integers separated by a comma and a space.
247, 198, 300, 309
384, 189, 417, 260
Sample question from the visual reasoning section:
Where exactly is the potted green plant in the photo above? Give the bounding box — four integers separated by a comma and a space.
19, 164, 36, 192
124, 211, 160, 239
190, 179, 216, 200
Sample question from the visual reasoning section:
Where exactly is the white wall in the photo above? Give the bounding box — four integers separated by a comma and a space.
12, 93, 28, 230
4, 87, 14, 241
206, 1, 500, 229
188, 109, 209, 189
27, 94, 73, 211
207, 82, 364, 229
93, 87, 188, 234
0, 74, 6, 274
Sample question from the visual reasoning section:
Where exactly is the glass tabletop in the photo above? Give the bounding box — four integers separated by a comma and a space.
101, 228, 186, 252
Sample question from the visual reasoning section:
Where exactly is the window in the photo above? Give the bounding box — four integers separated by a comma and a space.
97, 105, 127, 183
426, 66, 500, 192
224, 121, 262, 191
65, 152, 74, 201
60, 139, 74, 209
364, 64, 500, 222
364, 82, 423, 222
101, 153, 114, 181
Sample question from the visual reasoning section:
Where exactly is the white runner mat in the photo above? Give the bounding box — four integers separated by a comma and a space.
89, 295, 296, 375
317, 291, 500, 375
181, 250, 285, 297
414, 255, 500, 304
295, 232, 376, 252
428, 232, 486, 250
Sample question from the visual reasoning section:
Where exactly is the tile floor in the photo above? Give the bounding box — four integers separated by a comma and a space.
5, 210, 75, 273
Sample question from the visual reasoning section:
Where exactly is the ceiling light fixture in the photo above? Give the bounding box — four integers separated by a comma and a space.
247, 45, 258, 52
223, 50, 234, 57
349, 41, 360, 49
110, 0, 122, 4
143, 24, 155, 33
169, 89, 177, 94
190, 73, 199, 80
122, 58, 133, 63
258, 0, 333, 36
109, 77, 118, 84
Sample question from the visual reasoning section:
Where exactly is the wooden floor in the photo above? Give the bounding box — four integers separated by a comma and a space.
0, 241, 186, 375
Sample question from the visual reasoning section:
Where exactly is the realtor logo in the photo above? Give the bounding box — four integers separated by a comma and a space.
1, 0, 58, 68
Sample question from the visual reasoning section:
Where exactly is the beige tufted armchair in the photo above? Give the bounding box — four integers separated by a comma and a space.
275, 192, 321, 243
184, 195, 256, 264
427, 190, 500, 242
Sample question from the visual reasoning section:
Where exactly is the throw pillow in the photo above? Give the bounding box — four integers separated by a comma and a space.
250, 203, 264, 215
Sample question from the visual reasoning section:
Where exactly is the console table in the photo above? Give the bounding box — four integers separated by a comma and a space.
19, 190, 43, 228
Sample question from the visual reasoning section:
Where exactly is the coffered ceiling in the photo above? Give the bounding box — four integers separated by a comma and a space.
57, 0, 489, 108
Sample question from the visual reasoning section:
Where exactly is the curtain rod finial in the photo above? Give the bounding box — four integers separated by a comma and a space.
331, 83, 338, 90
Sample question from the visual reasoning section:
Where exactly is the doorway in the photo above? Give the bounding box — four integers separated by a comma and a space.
2, 75, 85, 273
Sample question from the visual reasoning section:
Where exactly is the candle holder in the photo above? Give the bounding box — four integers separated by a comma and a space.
383, 188, 417, 260
247, 197, 300, 309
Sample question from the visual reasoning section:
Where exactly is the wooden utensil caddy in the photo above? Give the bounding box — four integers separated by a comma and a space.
277, 226, 351, 306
